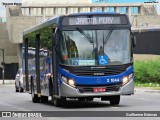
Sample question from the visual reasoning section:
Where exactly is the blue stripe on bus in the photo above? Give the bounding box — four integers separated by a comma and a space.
58, 66, 133, 85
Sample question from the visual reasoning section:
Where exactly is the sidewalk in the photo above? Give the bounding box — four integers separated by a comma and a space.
135, 87, 160, 93
0, 80, 15, 84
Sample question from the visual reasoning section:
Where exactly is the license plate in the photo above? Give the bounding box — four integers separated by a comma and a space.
93, 88, 106, 92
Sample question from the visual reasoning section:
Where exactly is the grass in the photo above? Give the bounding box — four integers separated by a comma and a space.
134, 58, 160, 90
135, 82, 160, 87
134, 59, 160, 83
135, 82, 160, 90
152, 87, 160, 90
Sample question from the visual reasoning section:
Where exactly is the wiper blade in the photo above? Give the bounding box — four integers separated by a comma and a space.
104, 27, 114, 44
76, 28, 93, 43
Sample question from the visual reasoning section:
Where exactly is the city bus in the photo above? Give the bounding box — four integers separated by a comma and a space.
23, 12, 136, 107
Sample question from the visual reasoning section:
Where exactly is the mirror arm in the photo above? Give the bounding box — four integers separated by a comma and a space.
52, 27, 58, 46
131, 32, 136, 47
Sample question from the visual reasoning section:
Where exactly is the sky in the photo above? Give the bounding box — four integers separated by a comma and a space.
0, 0, 160, 17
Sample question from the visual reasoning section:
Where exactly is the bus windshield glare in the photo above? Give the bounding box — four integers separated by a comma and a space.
60, 29, 131, 66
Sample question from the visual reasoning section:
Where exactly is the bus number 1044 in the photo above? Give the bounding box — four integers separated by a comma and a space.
107, 78, 120, 83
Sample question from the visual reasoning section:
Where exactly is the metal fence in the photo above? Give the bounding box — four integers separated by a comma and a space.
133, 30, 160, 55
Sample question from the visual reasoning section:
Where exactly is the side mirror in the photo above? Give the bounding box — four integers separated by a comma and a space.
131, 32, 136, 47
16, 74, 20, 77
133, 36, 136, 47
52, 27, 57, 46
52, 33, 56, 46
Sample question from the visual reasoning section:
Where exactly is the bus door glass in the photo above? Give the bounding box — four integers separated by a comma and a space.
39, 26, 52, 90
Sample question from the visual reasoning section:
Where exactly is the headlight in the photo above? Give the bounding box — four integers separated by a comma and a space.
122, 77, 129, 85
60, 75, 76, 87
122, 73, 133, 86
68, 79, 75, 87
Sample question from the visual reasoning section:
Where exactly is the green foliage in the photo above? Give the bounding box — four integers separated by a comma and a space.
27, 25, 53, 50
135, 82, 160, 87
134, 59, 160, 83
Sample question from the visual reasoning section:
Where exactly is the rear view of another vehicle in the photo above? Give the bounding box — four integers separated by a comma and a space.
15, 68, 24, 92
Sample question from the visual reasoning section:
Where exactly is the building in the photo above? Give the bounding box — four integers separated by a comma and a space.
92, 0, 159, 14
92, 0, 157, 3
22, 0, 91, 4
0, 16, 18, 79
21, 0, 91, 16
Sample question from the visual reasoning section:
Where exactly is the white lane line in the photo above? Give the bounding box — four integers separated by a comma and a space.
135, 98, 151, 101
111, 107, 119, 109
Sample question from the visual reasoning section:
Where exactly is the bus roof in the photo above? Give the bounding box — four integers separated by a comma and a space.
23, 16, 59, 35
23, 12, 128, 36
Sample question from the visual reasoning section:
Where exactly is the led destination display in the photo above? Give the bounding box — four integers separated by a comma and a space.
62, 15, 128, 25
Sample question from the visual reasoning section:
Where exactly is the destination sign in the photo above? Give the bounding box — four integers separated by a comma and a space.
75, 17, 118, 25
62, 15, 128, 25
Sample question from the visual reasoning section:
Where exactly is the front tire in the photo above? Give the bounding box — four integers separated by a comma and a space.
41, 96, 48, 103
78, 97, 85, 101
15, 88, 19, 92
19, 82, 24, 93
109, 95, 120, 105
86, 97, 94, 101
15, 82, 19, 92
20, 88, 24, 92
31, 82, 40, 103
51, 96, 66, 107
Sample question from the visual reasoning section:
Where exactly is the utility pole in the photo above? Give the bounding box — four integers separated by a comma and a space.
0, 48, 5, 84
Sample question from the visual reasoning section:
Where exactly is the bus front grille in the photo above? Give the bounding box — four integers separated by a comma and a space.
76, 84, 121, 93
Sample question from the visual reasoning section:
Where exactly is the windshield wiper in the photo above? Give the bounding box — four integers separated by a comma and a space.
104, 27, 114, 45
76, 28, 93, 44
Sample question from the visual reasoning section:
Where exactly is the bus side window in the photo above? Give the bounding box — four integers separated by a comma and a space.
39, 26, 53, 78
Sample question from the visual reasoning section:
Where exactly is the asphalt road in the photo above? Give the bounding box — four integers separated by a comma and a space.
0, 84, 160, 120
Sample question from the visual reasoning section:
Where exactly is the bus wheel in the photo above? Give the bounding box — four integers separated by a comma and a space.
19, 82, 24, 93
16, 88, 19, 92
78, 97, 85, 101
31, 82, 40, 103
51, 96, 62, 107
15, 83, 19, 92
86, 97, 94, 101
51, 96, 66, 107
41, 96, 48, 103
20, 88, 24, 93
109, 95, 120, 105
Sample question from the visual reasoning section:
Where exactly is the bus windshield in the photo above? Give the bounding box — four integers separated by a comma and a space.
60, 29, 131, 66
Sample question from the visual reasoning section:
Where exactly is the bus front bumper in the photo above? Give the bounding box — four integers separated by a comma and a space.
60, 80, 134, 97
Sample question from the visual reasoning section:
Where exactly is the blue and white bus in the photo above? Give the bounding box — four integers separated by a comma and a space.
23, 12, 136, 107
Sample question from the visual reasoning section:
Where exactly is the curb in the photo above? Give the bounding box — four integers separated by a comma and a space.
135, 88, 160, 93
0, 80, 15, 85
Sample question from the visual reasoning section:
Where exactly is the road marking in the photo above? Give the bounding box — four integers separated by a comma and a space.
111, 107, 119, 109
135, 98, 151, 101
